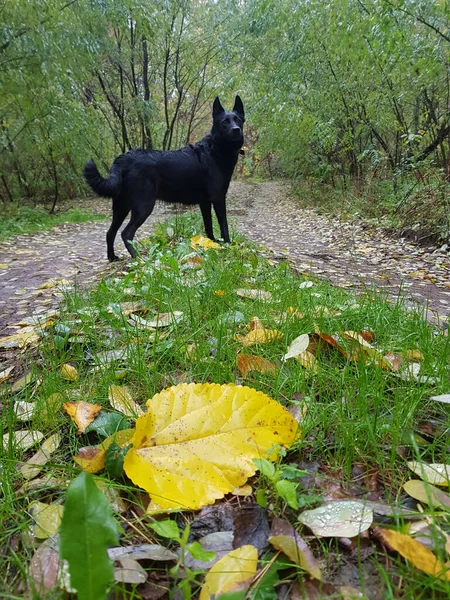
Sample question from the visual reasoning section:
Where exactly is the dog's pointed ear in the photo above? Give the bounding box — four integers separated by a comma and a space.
213, 97, 225, 118
233, 95, 245, 120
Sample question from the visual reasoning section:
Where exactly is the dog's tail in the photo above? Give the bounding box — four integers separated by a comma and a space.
83, 159, 122, 198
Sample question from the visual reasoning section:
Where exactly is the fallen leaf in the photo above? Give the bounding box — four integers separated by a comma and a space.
199, 545, 258, 600
108, 544, 178, 562
108, 385, 144, 417
61, 364, 78, 381
404, 349, 425, 362
403, 480, 450, 508
299, 501, 373, 537
299, 281, 314, 289
236, 289, 272, 300
430, 393, 450, 404
236, 354, 277, 377
20, 433, 61, 480
407, 462, 450, 486
191, 236, 221, 250
283, 334, 310, 361
0, 330, 40, 349
239, 328, 283, 347
14, 400, 36, 421
114, 558, 147, 584
214, 290, 225, 296
0, 365, 15, 383
269, 518, 321, 580
317, 332, 348, 358
296, 351, 319, 373
63, 401, 102, 433
29, 538, 61, 593
3, 429, 44, 452
342, 331, 390, 367
10, 371, 36, 393
234, 503, 269, 550
123, 383, 300, 510
73, 447, 106, 474
377, 528, 450, 581
146, 311, 183, 328
29, 501, 64, 539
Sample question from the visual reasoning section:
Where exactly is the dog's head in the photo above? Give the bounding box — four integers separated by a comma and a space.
212, 96, 245, 148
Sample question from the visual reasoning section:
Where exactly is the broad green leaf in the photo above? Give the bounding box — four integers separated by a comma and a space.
149, 519, 180, 540
124, 383, 299, 511
85, 412, 131, 438
104, 442, 131, 478
200, 545, 258, 600
253, 458, 276, 479
188, 541, 216, 562
275, 479, 299, 509
59, 472, 119, 600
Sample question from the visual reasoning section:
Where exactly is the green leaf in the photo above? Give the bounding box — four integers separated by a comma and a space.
59, 472, 119, 600
149, 519, 180, 540
188, 541, 216, 562
254, 458, 276, 479
256, 489, 268, 508
104, 442, 131, 478
275, 479, 299, 509
85, 412, 131, 439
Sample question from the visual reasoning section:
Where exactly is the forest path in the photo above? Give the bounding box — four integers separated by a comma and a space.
0, 181, 449, 335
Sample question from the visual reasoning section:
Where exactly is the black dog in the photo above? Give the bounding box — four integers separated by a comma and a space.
84, 96, 245, 261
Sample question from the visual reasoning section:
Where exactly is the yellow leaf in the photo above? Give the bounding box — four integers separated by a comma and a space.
296, 350, 318, 373
0, 365, 15, 383
403, 480, 450, 508
407, 461, 450, 486
404, 349, 425, 362
269, 518, 321, 580
73, 446, 106, 473
199, 545, 258, 600
236, 289, 272, 300
191, 236, 221, 249
30, 501, 64, 539
108, 385, 144, 417
0, 330, 40, 349
236, 354, 277, 377
0, 264, 8, 269
124, 383, 300, 510
61, 364, 78, 381
63, 401, 102, 433
378, 528, 450, 581
20, 433, 61, 480
214, 290, 225, 297
240, 328, 283, 347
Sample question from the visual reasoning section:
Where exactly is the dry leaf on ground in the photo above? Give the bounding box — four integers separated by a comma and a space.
108, 384, 144, 417
124, 383, 300, 510
61, 364, 78, 381
29, 501, 64, 539
199, 545, 258, 600
236, 354, 277, 377
73, 429, 135, 474
0, 330, 40, 349
3, 429, 44, 452
20, 433, 61, 480
296, 351, 319, 373
376, 528, 450, 581
403, 480, 450, 508
14, 400, 35, 421
146, 311, 183, 328
29, 538, 61, 593
283, 334, 310, 361
63, 401, 102, 433
269, 518, 321, 580
235, 289, 272, 300
430, 393, 450, 404
407, 461, 450, 486
238, 328, 283, 347
0, 365, 15, 383
191, 236, 221, 250
299, 500, 373, 537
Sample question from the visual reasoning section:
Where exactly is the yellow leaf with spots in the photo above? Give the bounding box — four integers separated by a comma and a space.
378, 528, 450, 581
124, 383, 300, 511
63, 401, 102, 433
73, 429, 134, 474
200, 545, 258, 600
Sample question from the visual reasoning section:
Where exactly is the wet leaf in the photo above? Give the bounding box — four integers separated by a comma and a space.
403, 480, 450, 508
233, 503, 269, 550
0, 330, 40, 348
377, 528, 450, 581
269, 518, 321, 580
114, 558, 147, 584
124, 383, 299, 510
407, 461, 450, 486
235, 289, 272, 300
239, 328, 283, 347
60, 472, 119, 600
430, 393, 450, 404
11, 371, 36, 393
317, 332, 348, 358
199, 545, 258, 600
283, 334, 310, 361
61, 364, 78, 381
20, 433, 61, 480
3, 429, 44, 452
299, 501, 373, 537
29, 538, 61, 593
191, 236, 221, 249
108, 384, 144, 417
63, 401, 102, 434
30, 501, 64, 539
236, 354, 277, 377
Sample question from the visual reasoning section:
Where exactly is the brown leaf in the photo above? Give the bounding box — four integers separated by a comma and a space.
269, 518, 321, 580
317, 332, 348, 358
29, 539, 61, 593
63, 401, 102, 433
73, 446, 106, 474
236, 354, 277, 377
233, 503, 269, 550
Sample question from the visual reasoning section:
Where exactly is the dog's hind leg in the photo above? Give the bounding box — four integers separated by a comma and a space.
107, 198, 130, 262
212, 198, 230, 243
121, 193, 156, 258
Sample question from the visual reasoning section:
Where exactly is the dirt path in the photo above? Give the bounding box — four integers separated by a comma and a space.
0, 181, 449, 336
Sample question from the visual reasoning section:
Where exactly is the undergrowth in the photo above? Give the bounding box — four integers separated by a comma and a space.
1, 212, 449, 599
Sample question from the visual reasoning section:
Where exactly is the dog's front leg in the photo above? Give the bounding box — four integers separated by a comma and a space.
200, 202, 216, 241
213, 199, 230, 243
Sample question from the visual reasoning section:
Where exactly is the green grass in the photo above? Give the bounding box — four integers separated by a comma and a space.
1, 212, 450, 599
0, 205, 106, 241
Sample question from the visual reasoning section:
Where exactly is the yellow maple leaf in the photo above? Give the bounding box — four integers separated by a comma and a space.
191, 236, 221, 249
124, 383, 300, 511
63, 401, 102, 433
200, 545, 258, 600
